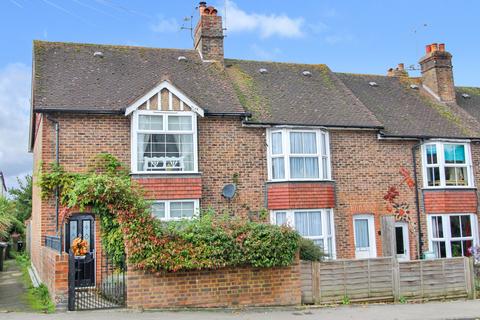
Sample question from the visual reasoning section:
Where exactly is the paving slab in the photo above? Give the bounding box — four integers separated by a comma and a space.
0, 260, 32, 312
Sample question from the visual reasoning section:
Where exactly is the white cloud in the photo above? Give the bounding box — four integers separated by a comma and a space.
0, 63, 32, 191
151, 15, 179, 33
324, 33, 354, 45
224, 0, 304, 38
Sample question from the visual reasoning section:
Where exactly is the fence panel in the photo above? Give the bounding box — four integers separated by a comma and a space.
301, 256, 475, 305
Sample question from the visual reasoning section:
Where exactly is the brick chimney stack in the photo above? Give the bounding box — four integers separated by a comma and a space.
419, 43, 455, 102
194, 2, 224, 63
387, 63, 409, 78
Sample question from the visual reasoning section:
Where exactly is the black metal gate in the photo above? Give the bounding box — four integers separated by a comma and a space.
68, 250, 126, 311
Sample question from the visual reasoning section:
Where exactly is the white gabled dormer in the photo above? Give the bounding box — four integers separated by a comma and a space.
127, 80, 204, 174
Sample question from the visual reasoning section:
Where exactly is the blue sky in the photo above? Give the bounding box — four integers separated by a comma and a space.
0, 0, 479, 190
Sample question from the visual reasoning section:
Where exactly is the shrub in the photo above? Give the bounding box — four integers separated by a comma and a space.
299, 237, 325, 261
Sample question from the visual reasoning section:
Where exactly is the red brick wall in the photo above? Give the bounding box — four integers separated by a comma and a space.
330, 130, 420, 259
127, 261, 300, 309
38, 246, 69, 306
136, 178, 202, 200
423, 190, 477, 213
267, 182, 335, 210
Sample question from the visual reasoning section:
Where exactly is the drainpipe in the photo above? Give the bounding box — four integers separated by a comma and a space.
412, 141, 423, 259
46, 116, 60, 251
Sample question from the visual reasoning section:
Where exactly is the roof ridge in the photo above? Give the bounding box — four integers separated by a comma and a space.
33, 40, 195, 53
225, 58, 328, 67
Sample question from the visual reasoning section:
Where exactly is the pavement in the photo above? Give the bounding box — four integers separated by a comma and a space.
1, 300, 480, 320
0, 259, 32, 312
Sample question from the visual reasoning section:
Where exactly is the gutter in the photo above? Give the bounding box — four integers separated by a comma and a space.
36, 108, 124, 115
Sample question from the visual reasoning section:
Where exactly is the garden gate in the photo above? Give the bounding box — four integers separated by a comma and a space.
68, 250, 126, 311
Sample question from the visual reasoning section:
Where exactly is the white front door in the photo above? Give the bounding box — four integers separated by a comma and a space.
354, 215, 377, 259
395, 222, 410, 261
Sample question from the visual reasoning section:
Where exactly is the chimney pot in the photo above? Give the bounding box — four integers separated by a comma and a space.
397, 63, 404, 71
439, 43, 445, 52
431, 43, 438, 52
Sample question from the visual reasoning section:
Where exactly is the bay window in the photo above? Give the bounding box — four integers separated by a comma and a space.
427, 214, 478, 258
151, 199, 199, 221
268, 129, 330, 181
422, 142, 472, 188
132, 110, 197, 173
272, 209, 336, 258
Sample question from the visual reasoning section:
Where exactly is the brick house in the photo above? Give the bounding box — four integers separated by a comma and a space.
29, 2, 480, 307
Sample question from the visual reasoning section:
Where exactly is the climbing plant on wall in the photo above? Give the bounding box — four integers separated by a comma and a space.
38, 154, 300, 272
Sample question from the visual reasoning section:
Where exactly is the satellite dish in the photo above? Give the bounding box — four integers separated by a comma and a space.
222, 184, 236, 200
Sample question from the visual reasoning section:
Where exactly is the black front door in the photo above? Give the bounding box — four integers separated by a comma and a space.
66, 215, 95, 287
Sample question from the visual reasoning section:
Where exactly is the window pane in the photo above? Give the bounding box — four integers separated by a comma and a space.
322, 157, 328, 179
290, 157, 319, 179
294, 211, 322, 237
433, 241, 446, 258
271, 132, 283, 155
464, 240, 473, 257
313, 239, 324, 249
432, 216, 443, 238
272, 158, 285, 179
290, 132, 317, 154
444, 144, 465, 164
170, 201, 195, 218
461, 215, 472, 237
138, 133, 194, 171
427, 167, 440, 186
395, 226, 405, 255
450, 216, 461, 238
168, 116, 192, 131
275, 212, 287, 226
426, 145, 437, 164
83, 220, 91, 251
354, 219, 369, 248
139, 115, 163, 130
70, 221, 78, 246
445, 167, 468, 186
321, 133, 327, 156
151, 202, 165, 219
451, 241, 463, 257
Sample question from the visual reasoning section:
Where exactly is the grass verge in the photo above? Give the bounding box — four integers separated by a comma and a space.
14, 253, 55, 313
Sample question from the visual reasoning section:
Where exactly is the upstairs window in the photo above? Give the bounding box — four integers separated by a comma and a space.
132, 111, 197, 173
423, 142, 472, 188
268, 129, 330, 181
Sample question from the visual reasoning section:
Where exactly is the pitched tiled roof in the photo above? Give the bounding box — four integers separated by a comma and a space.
335, 73, 480, 138
33, 41, 245, 114
456, 87, 480, 123
224, 59, 382, 128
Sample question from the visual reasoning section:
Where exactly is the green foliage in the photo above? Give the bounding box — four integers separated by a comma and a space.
0, 196, 24, 240
299, 237, 325, 261
38, 154, 300, 272
8, 175, 33, 222
341, 295, 350, 305
399, 296, 408, 304
15, 253, 55, 313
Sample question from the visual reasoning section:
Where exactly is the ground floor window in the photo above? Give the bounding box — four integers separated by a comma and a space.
427, 213, 478, 258
151, 199, 199, 221
271, 209, 336, 258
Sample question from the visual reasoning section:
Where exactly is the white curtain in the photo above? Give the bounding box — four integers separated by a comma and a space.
271, 132, 283, 154
294, 212, 322, 237
272, 158, 285, 179
275, 212, 287, 226
355, 219, 369, 248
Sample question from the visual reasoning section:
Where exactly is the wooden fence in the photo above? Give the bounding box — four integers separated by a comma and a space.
301, 257, 476, 304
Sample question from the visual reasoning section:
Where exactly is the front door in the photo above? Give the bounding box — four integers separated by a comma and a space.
395, 222, 410, 261
354, 215, 377, 259
66, 215, 95, 286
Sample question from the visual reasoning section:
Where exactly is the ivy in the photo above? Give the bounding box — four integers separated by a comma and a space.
38, 154, 300, 272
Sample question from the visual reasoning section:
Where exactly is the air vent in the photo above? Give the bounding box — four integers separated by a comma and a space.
93, 51, 104, 58
302, 71, 312, 77
259, 68, 268, 74
462, 93, 471, 99
369, 81, 378, 87
410, 84, 419, 90
177, 56, 187, 62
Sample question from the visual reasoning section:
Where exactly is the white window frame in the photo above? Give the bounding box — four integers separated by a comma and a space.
426, 213, 479, 258
421, 141, 474, 189
270, 209, 336, 259
151, 199, 200, 221
266, 128, 331, 181
131, 110, 198, 174
353, 214, 377, 259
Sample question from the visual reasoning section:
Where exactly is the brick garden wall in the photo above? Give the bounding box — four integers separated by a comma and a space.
126, 261, 301, 309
